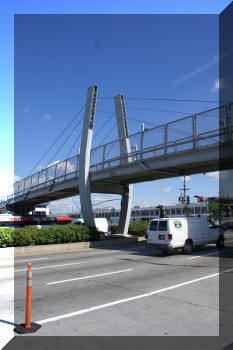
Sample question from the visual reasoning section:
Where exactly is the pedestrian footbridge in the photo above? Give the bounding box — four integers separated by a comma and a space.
1, 86, 232, 234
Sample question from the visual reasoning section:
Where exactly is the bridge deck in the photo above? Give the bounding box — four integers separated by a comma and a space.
1, 103, 233, 213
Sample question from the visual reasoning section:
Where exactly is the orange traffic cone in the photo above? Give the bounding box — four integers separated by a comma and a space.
14, 263, 41, 334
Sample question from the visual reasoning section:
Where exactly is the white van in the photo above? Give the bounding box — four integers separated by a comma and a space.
146, 217, 224, 254
73, 218, 109, 235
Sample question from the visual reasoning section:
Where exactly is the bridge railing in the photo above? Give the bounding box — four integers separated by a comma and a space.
11, 155, 80, 199
7, 103, 233, 201
90, 104, 232, 171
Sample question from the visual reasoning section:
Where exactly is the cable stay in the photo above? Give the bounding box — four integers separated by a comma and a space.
92, 198, 121, 206
99, 96, 232, 104
96, 109, 113, 115
98, 122, 117, 148
127, 116, 219, 145
66, 129, 83, 159
27, 105, 85, 177
94, 112, 115, 139
48, 115, 84, 166
127, 106, 219, 119
125, 97, 222, 103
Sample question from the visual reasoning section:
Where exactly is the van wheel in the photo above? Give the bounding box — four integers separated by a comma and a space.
183, 240, 193, 254
216, 236, 224, 249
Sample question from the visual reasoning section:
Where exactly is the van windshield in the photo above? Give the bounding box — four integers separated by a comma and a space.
149, 220, 158, 231
158, 220, 167, 231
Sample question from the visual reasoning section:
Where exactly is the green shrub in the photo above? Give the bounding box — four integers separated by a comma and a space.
14, 226, 38, 246
11, 223, 101, 247
110, 225, 118, 234
74, 225, 90, 242
0, 228, 14, 247
128, 221, 148, 236
60, 225, 77, 243
89, 227, 101, 241
34, 227, 55, 245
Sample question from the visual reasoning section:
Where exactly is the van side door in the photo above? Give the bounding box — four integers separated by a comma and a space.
171, 219, 186, 247
208, 220, 219, 242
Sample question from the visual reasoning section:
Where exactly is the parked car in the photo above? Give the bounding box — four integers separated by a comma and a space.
221, 222, 233, 231
146, 217, 224, 254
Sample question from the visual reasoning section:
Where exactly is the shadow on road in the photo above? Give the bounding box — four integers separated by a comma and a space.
0, 319, 17, 327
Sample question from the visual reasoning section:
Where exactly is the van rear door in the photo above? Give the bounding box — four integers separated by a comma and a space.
147, 220, 158, 244
148, 219, 169, 245
157, 220, 168, 241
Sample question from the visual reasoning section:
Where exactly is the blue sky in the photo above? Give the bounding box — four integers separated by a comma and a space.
0, 1, 231, 211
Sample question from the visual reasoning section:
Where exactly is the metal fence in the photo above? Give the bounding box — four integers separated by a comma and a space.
7, 103, 233, 200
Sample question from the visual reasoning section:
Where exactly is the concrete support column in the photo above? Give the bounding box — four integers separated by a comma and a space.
114, 94, 133, 235
79, 85, 98, 227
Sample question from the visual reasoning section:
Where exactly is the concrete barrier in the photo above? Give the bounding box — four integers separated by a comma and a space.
14, 236, 146, 256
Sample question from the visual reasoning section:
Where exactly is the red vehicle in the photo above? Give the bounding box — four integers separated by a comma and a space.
0, 213, 71, 228
194, 195, 206, 203
47, 216, 72, 225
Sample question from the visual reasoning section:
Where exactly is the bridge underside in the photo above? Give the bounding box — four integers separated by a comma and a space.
6, 143, 233, 214
9, 181, 126, 214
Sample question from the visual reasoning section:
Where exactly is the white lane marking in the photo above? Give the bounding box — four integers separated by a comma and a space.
15, 262, 81, 272
47, 268, 134, 285
188, 247, 233, 260
37, 267, 233, 325
15, 258, 49, 263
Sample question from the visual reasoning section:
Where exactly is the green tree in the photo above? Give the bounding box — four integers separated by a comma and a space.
208, 201, 225, 221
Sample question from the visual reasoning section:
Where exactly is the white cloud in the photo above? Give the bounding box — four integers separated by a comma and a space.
156, 186, 172, 193
206, 171, 219, 181
49, 194, 120, 214
133, 200, 151, 207
173, 54, 218, 87
210, 78, 224, 92
0, 172, 15, 198
36, 161, 60, 172
205, 171, 228, 181
24, 105, 31, 113
66, 161, 76, 173
92, 194, 120, 207
14, 175, 21, 182
49, 196, 80, 214
33, 160, 77, 182
47, 160, 60, 168
42, 113, 51, 120
181, 176, 191, 182
48, 160, 76, 174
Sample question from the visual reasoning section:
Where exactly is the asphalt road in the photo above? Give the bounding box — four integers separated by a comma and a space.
13, 235, 233, 340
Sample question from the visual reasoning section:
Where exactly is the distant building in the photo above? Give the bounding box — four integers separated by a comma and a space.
70, 203, 209, 225
29, 204, 50, 217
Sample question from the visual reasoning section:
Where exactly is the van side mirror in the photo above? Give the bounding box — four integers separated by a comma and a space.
209, 224, 218, 229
